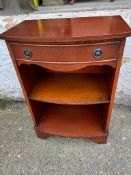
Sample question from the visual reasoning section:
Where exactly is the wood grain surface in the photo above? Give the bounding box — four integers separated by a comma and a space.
0, 16, 131, 43
29, 73, 109, 105
36, 104, 105, 138
11, 41, 119, 62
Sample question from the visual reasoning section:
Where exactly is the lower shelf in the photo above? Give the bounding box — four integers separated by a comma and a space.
35, 104, 105, 138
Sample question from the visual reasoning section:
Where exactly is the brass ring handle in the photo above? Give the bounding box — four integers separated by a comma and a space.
93, 48, 103, 58
23, 48, 32, 58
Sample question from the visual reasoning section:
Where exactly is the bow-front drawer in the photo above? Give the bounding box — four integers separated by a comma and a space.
11, 42, 120, 63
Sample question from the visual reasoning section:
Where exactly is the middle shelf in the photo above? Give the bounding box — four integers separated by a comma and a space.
29, 73, 109, 105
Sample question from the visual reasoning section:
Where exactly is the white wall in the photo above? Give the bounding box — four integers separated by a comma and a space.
0, 9, 131, 105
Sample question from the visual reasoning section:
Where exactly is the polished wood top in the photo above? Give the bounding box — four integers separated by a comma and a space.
0, 16, 131, 43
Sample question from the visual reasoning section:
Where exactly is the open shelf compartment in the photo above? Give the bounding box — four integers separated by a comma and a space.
35, 103, 106, 138
29, 73, 109, 105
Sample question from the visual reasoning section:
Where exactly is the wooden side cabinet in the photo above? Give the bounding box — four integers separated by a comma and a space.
1, 16, 131, 144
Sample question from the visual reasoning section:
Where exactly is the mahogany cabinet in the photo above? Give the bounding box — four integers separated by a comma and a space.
1, 16, 131, 143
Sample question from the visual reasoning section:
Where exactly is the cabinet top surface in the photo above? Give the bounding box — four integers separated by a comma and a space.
0, 16, 131, 43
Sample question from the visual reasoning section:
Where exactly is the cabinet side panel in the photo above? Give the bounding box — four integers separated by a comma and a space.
105, 39, 126, 131
6, 41, 39, 125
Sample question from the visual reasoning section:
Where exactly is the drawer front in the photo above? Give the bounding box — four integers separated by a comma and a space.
11, 42, 120, 62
